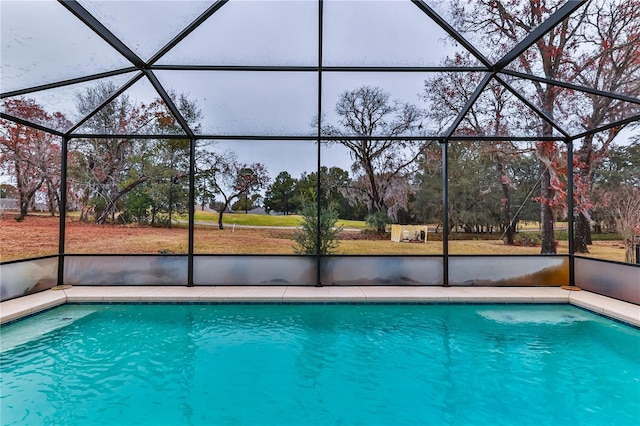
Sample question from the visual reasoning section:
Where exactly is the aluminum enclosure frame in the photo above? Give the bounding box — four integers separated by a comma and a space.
1, 0, 639, 293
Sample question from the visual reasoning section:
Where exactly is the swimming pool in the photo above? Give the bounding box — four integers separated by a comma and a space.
1, 304, 638, 425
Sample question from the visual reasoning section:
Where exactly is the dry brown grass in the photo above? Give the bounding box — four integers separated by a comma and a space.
0, 214, 628, 262
194, 226, 298, 254
1, 214, 60, 260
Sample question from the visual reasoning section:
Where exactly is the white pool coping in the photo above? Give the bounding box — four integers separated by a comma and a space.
1, 286, 639, 327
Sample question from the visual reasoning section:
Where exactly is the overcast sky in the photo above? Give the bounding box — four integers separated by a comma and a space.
1, 0, 637, 180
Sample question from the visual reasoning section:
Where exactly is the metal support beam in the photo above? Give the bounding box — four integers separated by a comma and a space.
501, 70, 640, 106
495, 75, 570, 138
566, 139, 575, 286
315, 0, 324, 287
145, 70, 195, 138
441, 140, 449, 286
66, 72, 145, 135
148, 0, 229, 65
324, 66, 489, 73
57, 136, 69, 286
411, 0, 493, 68
0, 67, 138, 99
0, 113, 64, 137
60, 133, 569, 142
445, 72, 493, 138
69, 133, 192, 140
572, 114, 640, 140
493, 1, 587, 71
59, 1, 147, 68
188, 138, 196, 287
151, 65, 489, 73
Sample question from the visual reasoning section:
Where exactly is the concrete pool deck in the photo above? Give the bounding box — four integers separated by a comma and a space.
1, 286, 639, 326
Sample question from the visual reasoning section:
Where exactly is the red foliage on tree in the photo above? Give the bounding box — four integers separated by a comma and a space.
569, 0, 640, 252
0, 98, 70, 220
70, 82, 194, 225
449, 0, 639, 253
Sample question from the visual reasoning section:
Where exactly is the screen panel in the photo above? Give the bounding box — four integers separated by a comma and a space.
157, 0, 317, 66
0, 0, 130, 93
571, 135, 639, 263
574, 257, 640, 305
321, 141, 443, 255
193, 255, 316, 285
448, 256, 569, 286
424, 0, 569, 63
323, 0, 478, 67
2, 73, 137, 133
320, 256, 443, 286
64, 255, 187, 285
79, 0, 213, 62
0, 127, 61, 261
447, 141, 569, 255
194, 139, 317, 255
65, 138, 189, 254
155, 70, 317, 136
322, 72, 445, 138
0, 257, 58, 302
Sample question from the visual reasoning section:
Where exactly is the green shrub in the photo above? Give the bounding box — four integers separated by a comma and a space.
365, 211, 390, 234
293, 202, 342, 255
514, 233, 541, 246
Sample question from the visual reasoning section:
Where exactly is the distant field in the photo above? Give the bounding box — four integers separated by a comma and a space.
191, 211, 298, 226
189, 211, 367, 229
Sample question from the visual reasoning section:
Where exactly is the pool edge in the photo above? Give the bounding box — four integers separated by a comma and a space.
1, 286, 638, 327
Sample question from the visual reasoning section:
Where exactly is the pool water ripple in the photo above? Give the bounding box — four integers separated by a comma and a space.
1, 304, 638, 425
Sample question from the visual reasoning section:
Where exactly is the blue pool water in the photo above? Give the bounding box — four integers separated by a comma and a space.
1, 304, 638, 425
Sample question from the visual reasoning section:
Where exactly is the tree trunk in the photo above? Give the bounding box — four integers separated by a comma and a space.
218, 210, 225, 229
625, 242, 634, 264
537, 105, 557, 254
17, 180, 44, 220
218, 199, 229, 230
574, 135, 596, 251
18, 200, 29, 219
95, 177, 147, 224
498, 162, 514, 245
574, 212, 591, 253
168, 180, 173, 229
46, 182, 59, 217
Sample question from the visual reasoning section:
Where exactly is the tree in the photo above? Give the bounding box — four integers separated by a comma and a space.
570, 0, 640, 252
142, 92, 201, 227
591, 142, 640, 236
599, 186, 640, 263
448, 0, 592, 253
142, 140, 191, 227
595, 142, 640, 188
264, 171, 299, 215
293, 199, 342, 255
443, 142, 505, 234
195, 148, 269, 229
232, 193, 262, 213
322, 85, 425, 232
295, 166, 364, 219
423, 55, 539, 243
0, 184, 18, 199
70, 82, 200, 225
0, 98, 69, 220
414, 143, 443, 231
